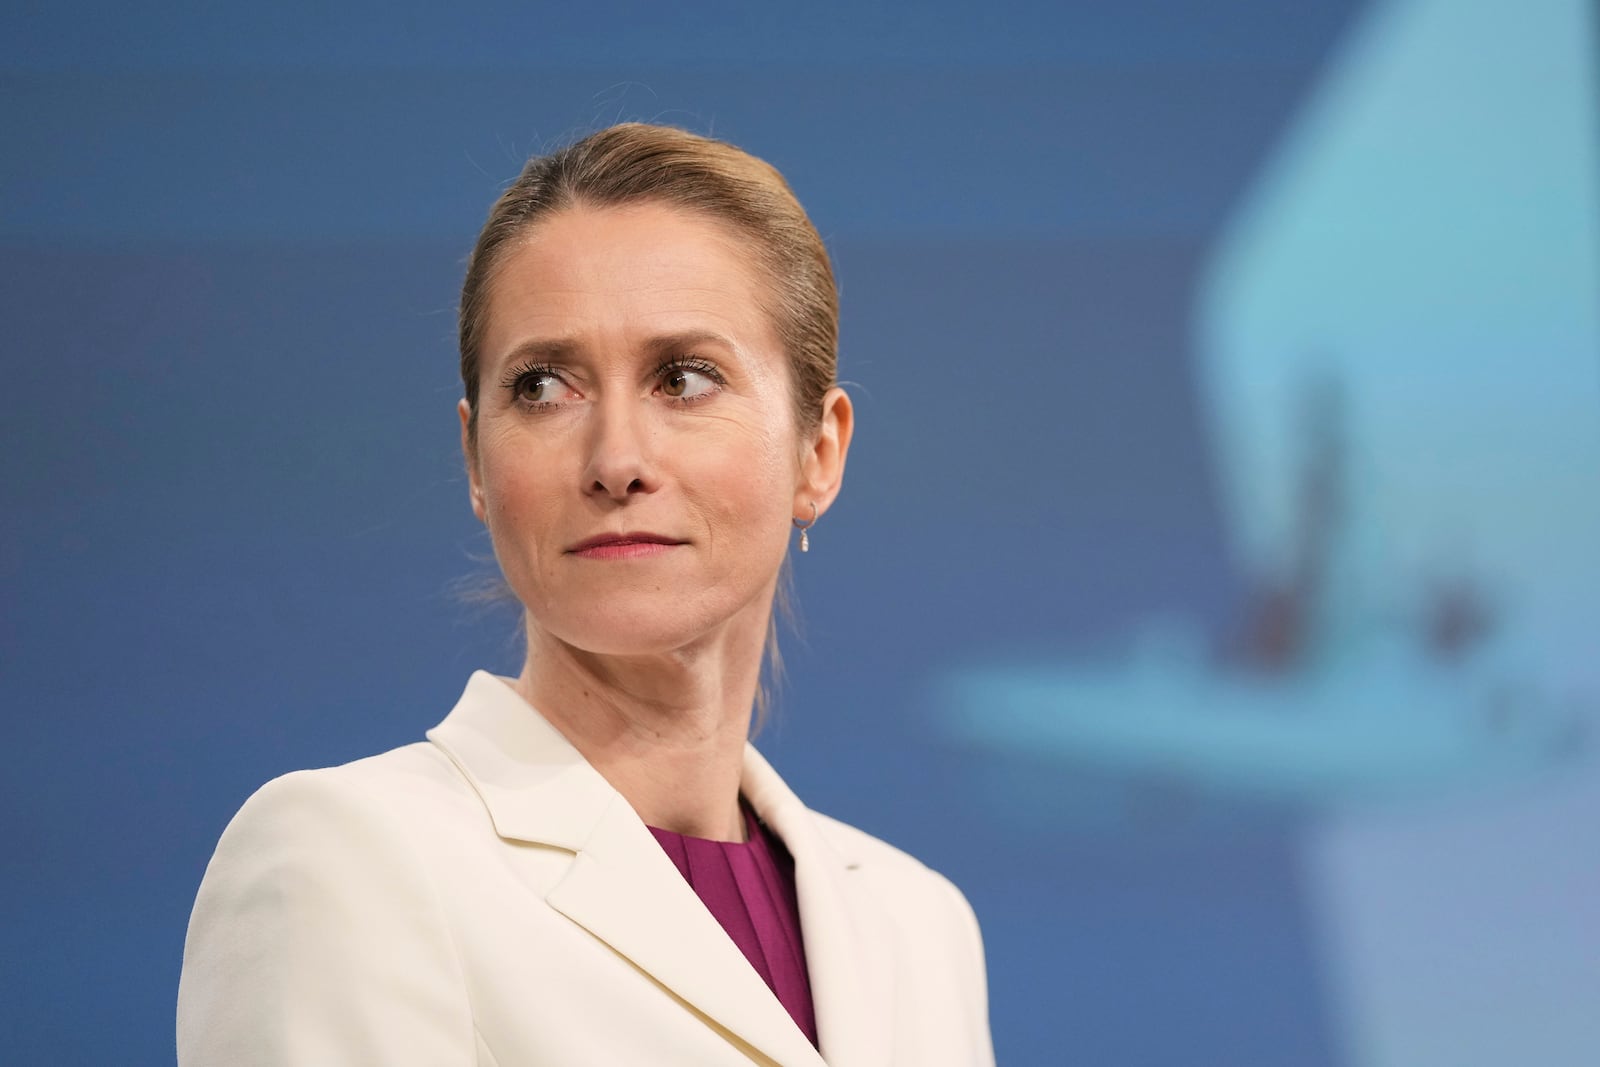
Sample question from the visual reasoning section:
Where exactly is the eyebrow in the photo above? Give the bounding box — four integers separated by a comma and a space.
496, 337, 581, 368
642, 330, 738, 359
495, 329, 739, 370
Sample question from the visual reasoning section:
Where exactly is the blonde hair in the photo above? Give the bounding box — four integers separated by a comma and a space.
459, 122, 838, 439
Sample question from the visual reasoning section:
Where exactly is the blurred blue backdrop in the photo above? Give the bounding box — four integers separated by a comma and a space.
3, 1, 1596, 1063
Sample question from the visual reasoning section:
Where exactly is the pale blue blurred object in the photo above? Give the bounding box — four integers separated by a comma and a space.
944, 630, 1578, 805
941, 0, 1599, 811
944, 1, 1600, 1059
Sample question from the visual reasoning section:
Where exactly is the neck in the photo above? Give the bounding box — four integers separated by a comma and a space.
514, 613, 767, 843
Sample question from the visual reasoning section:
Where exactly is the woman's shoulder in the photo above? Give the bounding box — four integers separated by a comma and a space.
801, 806, 991, 1053
209, 739, 481, 866
245, 739, 461, 803
807, 809, 936, 874
180, 748, 480, 1064
804, 808, 980, 920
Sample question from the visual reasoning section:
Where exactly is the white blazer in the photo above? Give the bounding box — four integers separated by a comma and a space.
178, 672, 994, 1066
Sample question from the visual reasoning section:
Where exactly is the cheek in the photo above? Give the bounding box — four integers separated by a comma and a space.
698, 429, 799, 545
479, 445, 565, 559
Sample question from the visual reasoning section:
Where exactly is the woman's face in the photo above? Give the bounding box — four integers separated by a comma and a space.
460, 201, 849, 660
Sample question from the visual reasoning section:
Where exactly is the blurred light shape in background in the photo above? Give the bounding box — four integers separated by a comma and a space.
939, 0, 1597, 827
1200, 0, 1600, 1061
940, 0, 1600, 1061
1197, 0, 1600, 685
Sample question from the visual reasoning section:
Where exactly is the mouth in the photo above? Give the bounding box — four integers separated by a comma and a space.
565, 532, 686, 559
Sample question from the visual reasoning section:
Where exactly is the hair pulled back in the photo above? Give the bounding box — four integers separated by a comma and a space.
458, 123, 838, 439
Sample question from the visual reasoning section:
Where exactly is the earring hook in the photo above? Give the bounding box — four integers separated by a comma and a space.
791, 502, 818, 553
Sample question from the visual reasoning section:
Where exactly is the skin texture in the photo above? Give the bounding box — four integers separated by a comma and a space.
459, 202, 853, 842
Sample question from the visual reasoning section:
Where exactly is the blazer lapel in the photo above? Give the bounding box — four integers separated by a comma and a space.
742, 748, 897, 1067
545, 796, 823, 1067
427, 672, 824, 1067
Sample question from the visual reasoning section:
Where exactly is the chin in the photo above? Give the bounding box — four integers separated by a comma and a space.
538, 597, 733, 658
542, 578, 783, 659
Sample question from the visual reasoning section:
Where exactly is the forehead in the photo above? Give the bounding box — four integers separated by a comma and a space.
480, 202, 778, 363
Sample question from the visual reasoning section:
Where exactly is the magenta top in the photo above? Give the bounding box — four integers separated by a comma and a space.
647, 803, 818, 1047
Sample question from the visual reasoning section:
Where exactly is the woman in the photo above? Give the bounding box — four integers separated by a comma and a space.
178, 123, 994, 1066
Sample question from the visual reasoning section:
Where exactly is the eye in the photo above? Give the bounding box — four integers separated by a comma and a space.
503, 363, 575, 407
658, 358, 723, 401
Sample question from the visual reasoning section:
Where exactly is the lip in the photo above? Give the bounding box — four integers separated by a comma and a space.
566, 532, 686, 559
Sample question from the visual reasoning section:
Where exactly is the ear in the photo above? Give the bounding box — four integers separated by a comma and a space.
458, 398, 488, 524
796, 386, 854, 519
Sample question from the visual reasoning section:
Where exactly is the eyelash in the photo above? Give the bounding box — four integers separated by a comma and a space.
499, 356, 726, 408
657, 355, 726, 398
499, 361, 560, 404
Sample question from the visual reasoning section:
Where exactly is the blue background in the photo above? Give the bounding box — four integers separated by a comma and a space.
4, 2, 1597, 1063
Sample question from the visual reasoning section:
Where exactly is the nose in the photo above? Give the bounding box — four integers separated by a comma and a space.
582, 398, 659, 501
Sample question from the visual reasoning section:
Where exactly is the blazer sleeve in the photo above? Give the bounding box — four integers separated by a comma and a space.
177, 769, 479, 1066
940, 872, 995, 1066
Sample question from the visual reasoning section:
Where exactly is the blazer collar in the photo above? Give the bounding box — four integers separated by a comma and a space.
426, 672, 893, 1067
741, 747, 897, 1067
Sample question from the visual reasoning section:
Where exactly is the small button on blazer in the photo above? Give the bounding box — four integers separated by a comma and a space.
178, 672, 995, 1066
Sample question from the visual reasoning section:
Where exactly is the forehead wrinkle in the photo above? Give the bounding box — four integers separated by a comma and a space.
481, 204, 787, 376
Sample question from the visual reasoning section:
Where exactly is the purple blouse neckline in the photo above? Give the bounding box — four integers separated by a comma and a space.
648, 803, 818, 1048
